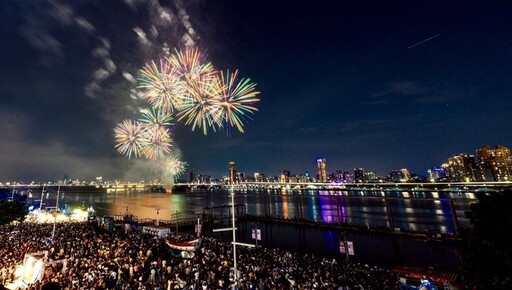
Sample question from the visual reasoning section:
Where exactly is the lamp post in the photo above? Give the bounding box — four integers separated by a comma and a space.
11, 183, 16, 200
39, 184, 45, 210
230, 189, 237, 279
51, 185, 61, 241
213, 185, 255, 289
156, 208, 160, 226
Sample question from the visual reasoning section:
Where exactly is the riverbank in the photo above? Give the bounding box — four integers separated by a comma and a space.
235, 214, 463, 245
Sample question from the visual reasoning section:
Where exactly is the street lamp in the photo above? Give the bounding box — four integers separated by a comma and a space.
156, 208, 160, 226
51, 185, 61, 241
213, 185, 254, 289
39, 184, 45, 210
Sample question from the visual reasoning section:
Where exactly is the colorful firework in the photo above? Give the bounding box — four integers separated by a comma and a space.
212, 69, 260, 133
138, 59, 187, 113
114, 120, 147, 159
176, 75, 222, 135
158, 154, 188, 179
167, 47, 214, 81
141, 125, 172, 160
114, 46, 261, 177
139, 107, 174, 128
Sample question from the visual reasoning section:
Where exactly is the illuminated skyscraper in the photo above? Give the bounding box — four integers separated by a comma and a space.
476, 145, 512, 181
229, 161, 237, 184
354, 168, 364, 182
427, 165, 449, 182
400, 169, 410, 181
447, 154, 478, 182
254, 172, 265, 182
364, 171, 377, 182
317, 158, 327, 182
280, 170, 291, 182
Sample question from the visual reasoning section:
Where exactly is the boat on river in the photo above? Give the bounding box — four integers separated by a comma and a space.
165, 238, 201, 252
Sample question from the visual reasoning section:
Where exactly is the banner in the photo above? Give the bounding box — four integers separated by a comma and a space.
251, 229, 261, 241
339, 241, 346, 254
347, 241, 355, 256
340, 241, 355, 255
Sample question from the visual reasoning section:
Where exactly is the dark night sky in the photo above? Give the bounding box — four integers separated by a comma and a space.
1, 0, 512, 182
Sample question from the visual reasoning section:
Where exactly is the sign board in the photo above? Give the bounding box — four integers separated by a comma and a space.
339, 241, 346, 254
347, 241, 355, 255
251, 229, 261, 241
339, 240, 355, 256
195, 224, 202, 234
22, 254, 45, 284
143, 226, 170, 239
99, 216, 114, 232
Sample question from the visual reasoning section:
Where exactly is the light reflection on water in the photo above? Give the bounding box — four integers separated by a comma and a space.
42, 189, 477, 234
30, 188, 475, 272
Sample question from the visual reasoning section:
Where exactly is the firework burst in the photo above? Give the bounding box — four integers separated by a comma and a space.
212, 69, 260, 133
138, 59, 187, 113
139, 107, 174, 128
114, 46, 261, 179
176, 74, 222, 135
141, 125, 172, 160
167, 47, 214, 81
114, 120, 147, 159
158, 154, 188, 179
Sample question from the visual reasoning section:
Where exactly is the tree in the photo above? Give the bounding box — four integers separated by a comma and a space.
461, 190, 512, 288
0, 200, 27, 225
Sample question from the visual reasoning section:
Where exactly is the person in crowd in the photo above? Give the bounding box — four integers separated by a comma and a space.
0, 222, 398, 290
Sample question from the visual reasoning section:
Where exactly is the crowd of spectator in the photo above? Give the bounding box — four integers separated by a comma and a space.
0, 221, 398, 290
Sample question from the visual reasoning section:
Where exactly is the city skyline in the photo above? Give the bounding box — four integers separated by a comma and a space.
2, 1, 512, 181
1, 142, 510, 184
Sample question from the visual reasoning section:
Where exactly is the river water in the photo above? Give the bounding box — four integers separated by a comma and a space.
30, 188, 477, 273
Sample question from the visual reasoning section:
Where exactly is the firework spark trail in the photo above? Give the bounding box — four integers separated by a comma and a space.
159, 154, 188, 179
176, 72, 222, 135
167, 47, 219, 134
214, 69, 260, 133
139, 107, 174, 128
138, 108, 174, 160
168, 47, 214, 80
141, 126, 172, 160
138, 59, 187, 113
114, 120, 147, 159
115, 46, 261, 183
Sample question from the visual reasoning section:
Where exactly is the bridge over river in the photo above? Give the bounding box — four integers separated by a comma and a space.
4, 181, 512, 195
174, 181, 512, 193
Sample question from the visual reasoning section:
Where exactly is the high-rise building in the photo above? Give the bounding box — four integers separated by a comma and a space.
331, 170, 344, 183
317, 158, 327, 182
400, 169, 410, 182
236, 172, 245, 182
254, 172, 265, 182
196, 175, 212, 183
304, 171, 311, 182
476, 145, 512, 181
427, 165, 449, 182
388, 170, 404, 182
280, 170, 291, 183
229, 161, 237, 184
354, 168, 364, 182
343, 171, 352, 183
447, 154, 478, 182
363, 171, 377, 182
